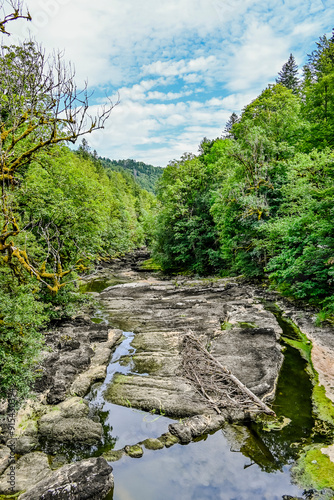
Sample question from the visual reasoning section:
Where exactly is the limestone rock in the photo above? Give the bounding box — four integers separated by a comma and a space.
101, 278, 284, 420
158, 433, 179, 448
14, 435, 39, 455
169, 414, 227, 443
0, 445, 11, 475
102, 449, 125, 462
124, 444, 143, 458
70, 366, 106, 397
0, 451, 51, 494
38, 397, 102, 444
142, 438, 164, 450
18, 457, 113, 499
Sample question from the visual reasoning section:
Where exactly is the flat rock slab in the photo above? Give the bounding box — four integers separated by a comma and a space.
210, 327, 283, 399
101, 279, 284, 419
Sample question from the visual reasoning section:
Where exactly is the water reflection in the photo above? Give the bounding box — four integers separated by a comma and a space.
111, 433, 304, 500
87, 331, 173, 452
88, 335, 311, 499
251, 344, 315, 470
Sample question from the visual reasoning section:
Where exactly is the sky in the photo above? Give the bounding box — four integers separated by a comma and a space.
7, 0, 334, 167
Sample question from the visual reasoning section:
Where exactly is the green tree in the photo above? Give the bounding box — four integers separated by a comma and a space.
211, 85, 305, 275
154, 152, 225, 274
263, 149, 334, 313
224, 112, 239, 138
276, 53, 300, 94
0, 41, 114, 292
302, 33, 334, 148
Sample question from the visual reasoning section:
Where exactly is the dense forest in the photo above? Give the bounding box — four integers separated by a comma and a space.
153, 35, 334, 322
99, 157, 163, 193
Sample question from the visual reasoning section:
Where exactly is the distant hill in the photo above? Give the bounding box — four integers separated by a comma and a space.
99, 158, 163, 193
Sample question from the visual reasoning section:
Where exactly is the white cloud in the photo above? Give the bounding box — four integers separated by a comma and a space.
222, 21, 291, 91
6, 0, 334, 166
86, 93, 231, 166
142, 56, 217, 79
147, 90, 193, 101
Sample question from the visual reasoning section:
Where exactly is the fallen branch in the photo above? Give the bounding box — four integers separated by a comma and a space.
183, 332, 275, 416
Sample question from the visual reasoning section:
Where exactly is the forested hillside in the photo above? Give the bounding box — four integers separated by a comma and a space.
153, 34, 334, 320
99, 157, 163, 193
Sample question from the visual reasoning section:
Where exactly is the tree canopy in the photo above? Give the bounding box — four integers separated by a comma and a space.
0, 41, 115, 293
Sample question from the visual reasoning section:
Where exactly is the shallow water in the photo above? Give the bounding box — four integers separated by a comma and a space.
87, 331, 173, 453
111, 435, 302, 500
84, 331, 312, 499
79, 276, 128, 293
78, 281, 326, 499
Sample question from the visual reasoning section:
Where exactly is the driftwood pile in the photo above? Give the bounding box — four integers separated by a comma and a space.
182, 332, 275, 416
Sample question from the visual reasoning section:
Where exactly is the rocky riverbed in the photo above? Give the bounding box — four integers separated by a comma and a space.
0, 250, 333, 499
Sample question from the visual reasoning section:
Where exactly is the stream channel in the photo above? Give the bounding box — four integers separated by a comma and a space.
74, 274, 326, 500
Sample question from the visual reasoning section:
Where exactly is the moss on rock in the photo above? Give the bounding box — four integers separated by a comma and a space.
292, 445, 334, 492
102, 449, 125, 462
142, 438, 164, 450
124, 445, 143, 458
158, 433, 179, 448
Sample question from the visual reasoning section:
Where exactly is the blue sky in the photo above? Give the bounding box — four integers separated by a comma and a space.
9, 0, 334, 166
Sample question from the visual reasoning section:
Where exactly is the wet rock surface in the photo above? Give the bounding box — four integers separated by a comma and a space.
0, 444, 11, 475
38, 397, 103, 445
0, 451, 52, 494
100, 276, 284, 419
33, 320, 113, 404
0, 317, 122, 496
168, 414, 228, 443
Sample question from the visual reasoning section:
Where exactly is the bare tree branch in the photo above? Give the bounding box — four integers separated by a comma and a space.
182, 332, 275, 416
0, 0, 31, 35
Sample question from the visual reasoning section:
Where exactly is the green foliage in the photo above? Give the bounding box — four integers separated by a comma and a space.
0, 144, 157, 400
0, 38, 158, 402
264, 150, 334, 310
302, 34, 334, 149
99, 157, 163, 194
154, 152, 225, 274
0, 271, 46, 401
276, 53, 300, 94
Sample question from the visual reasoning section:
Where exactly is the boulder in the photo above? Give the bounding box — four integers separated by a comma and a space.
169, 414, 227, 443
0, 451, 51, 494
0, 445, 11, 475
18, 457, 113, 500
70, 366, 106, 397
38, 397, 102, 445
124, 444, 143, 458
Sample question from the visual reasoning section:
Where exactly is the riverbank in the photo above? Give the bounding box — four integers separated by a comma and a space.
0, 251, 333, 499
